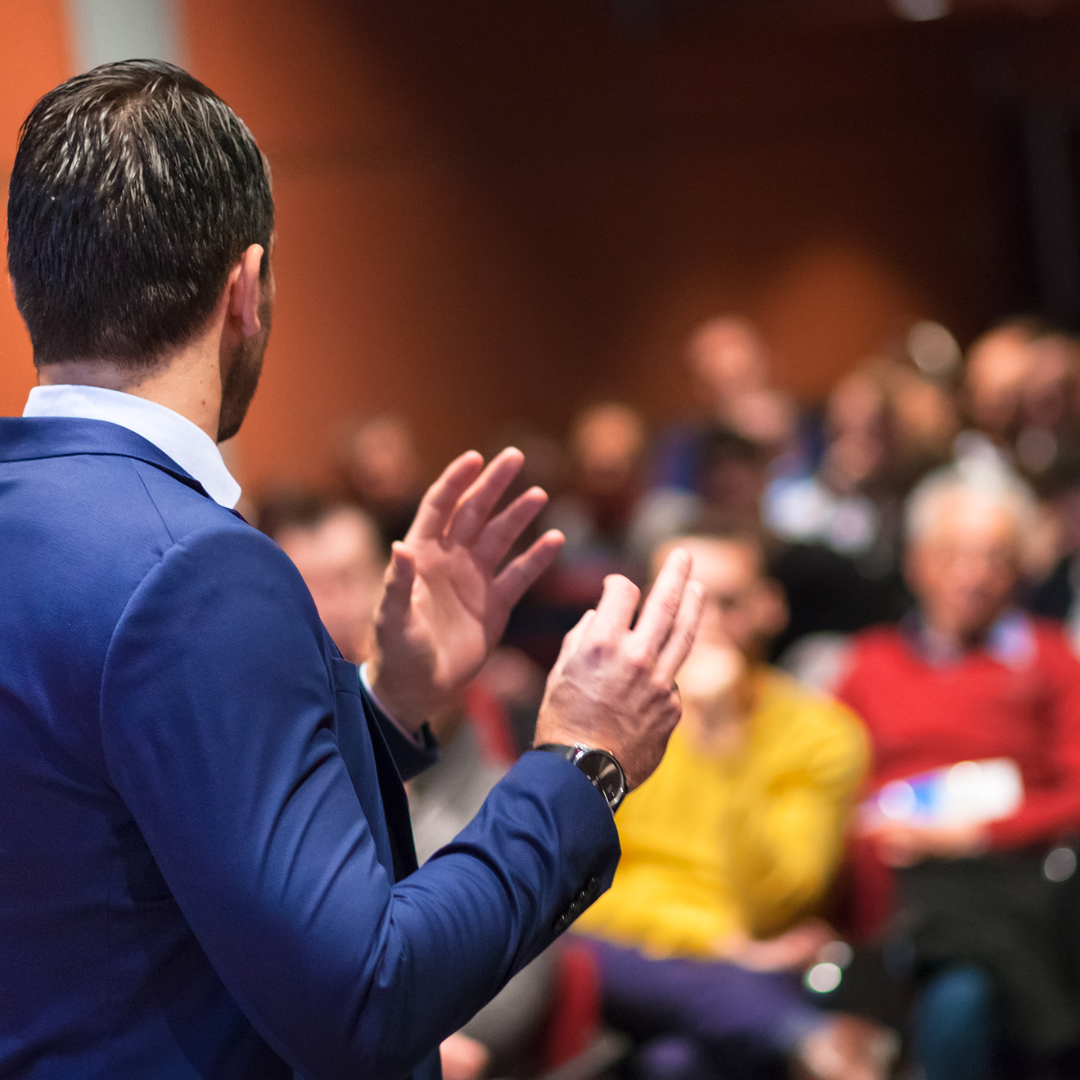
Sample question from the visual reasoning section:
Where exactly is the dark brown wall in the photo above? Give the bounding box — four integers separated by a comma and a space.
5, 2, 1080, 493
185, 1, 1064, 492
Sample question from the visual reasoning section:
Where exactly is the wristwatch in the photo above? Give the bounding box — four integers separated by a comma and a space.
534, 743, 627, 815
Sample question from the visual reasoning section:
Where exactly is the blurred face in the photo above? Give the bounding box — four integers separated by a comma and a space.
893, 376, 958, 458
965, 328, 1032, 438
656, 537, 785, 658
824, 374, 887, 494
573, 406, 644, 498
346, 418, 420, 506
906, 496, 1019, 643
278, 509, 386, 663
688, 318, 769, 404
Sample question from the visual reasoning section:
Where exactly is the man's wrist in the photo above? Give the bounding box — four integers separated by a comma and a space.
359, 661, 426, 744
533, 743, 627, 815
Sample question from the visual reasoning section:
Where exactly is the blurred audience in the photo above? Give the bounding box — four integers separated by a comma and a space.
254, 309, 1080, 1080
519, 403, 649, 668
573, 527, 896, 1080
632, 426, 775, 565
838, 463, 1080, 1079
651, 316, 797, 493
544, 402, 648, 591
765, 363, 924, 661
334, 414, 425, 547
410, 701, 558, 1080
955, 319, 1037, 469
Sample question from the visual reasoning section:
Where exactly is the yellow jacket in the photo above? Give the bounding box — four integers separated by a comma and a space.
573, 667, 868, 957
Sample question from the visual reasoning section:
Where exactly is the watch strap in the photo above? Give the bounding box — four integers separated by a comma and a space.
533, 743, 627, 814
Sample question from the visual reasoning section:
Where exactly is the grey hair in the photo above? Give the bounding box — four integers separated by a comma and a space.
905, 460, 1039, 545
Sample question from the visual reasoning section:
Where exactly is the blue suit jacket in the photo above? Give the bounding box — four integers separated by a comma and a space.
0, 418, 620, 1080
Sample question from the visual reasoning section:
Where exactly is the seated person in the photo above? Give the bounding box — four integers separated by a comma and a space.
410, 701, 558, 1079
573, 527, 895, 1080
838, 464, 1080, 1080
261, 494, 385, 662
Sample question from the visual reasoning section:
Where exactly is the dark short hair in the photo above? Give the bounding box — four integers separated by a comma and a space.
699, 426, 772, 470
659, 510, 778, 575
7, 60, 274, 368
256, 488, 333, 542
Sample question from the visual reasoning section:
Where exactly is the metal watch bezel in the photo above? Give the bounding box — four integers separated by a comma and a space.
567, 744, 627, 814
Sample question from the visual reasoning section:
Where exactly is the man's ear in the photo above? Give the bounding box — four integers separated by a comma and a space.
227, 243, 266, 338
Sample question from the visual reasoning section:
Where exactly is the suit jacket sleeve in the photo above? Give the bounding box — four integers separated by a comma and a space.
99, 524, 619, 1080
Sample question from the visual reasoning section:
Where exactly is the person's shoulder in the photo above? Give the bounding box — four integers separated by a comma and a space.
849, 623, 905, 650
125, 457, 243, 541
842, 624, 908, 671
1028, 615, 1080, 669
759, 668, 865, 737
755, 668, 869, 775
141, 512, 300, 592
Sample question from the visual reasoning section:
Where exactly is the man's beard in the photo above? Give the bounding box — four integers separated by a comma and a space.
217, 295, 271, 443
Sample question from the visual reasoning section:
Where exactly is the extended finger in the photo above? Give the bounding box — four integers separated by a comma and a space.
493, 529, 564, 611
590, 574, 642, 640
474, 486, 548, 570
444, 447, 525, 547
632, 548, 693, 656
406, 451, 485, 541
656, 580, 706, 686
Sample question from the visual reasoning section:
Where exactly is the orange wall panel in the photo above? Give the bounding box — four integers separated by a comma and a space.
0, 0, 72, 418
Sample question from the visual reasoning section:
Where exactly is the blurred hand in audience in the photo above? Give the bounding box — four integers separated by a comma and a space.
863, 819, 988, 868
661, 533, 786, 755
439, 1033, 489, 1080
716, 918, 835, 972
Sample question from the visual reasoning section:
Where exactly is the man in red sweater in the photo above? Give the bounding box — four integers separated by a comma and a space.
837, 463, 1080, 1080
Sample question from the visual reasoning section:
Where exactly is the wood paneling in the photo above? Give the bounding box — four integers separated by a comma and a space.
7, 1, 1080, 493
0, 0, 71, 418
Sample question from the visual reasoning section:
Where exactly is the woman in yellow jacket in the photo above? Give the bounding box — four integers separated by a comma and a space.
573, 530, 895, 1080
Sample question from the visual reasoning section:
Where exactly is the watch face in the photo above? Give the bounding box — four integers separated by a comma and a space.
576, 749, 627, 810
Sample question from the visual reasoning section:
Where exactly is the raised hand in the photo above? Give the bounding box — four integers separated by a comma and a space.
533, 550, 705, 790
366, 448, 564, 730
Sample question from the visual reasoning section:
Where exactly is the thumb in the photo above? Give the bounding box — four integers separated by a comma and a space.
379, 542, 416, 629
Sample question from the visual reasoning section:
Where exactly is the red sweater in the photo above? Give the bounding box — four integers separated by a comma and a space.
836, 618, 1080, 935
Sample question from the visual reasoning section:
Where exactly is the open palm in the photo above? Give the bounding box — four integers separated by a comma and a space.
367, 449, 563, 730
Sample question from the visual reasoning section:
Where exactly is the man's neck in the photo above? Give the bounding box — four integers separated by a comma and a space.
915, 614, 999, 661
38, 336, 223, 442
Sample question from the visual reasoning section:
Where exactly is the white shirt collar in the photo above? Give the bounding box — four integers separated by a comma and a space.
23, 384, 242, 509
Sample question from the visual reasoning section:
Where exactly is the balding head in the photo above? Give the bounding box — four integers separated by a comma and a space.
687, 316, 770, 399
905, 466, 1036, 643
